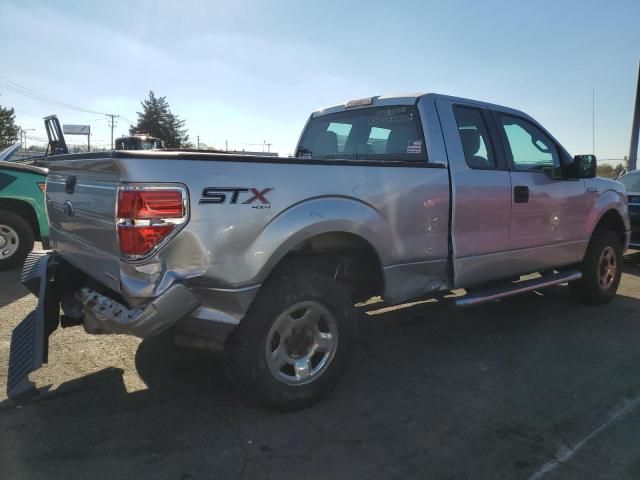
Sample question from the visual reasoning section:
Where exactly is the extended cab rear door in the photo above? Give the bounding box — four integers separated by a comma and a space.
435, 98, 513, 288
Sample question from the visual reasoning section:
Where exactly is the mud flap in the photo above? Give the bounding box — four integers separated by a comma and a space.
7, 252, 60, 401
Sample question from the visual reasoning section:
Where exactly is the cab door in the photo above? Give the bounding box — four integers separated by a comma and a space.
493, 112, 587, 268
435, 99, 513, 288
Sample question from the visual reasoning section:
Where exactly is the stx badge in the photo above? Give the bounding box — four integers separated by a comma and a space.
200, 187, 273, 209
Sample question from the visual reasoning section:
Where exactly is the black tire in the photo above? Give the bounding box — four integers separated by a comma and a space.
225, 262, 357, 411
570, 229, 622, 305
0, 209, 35, 271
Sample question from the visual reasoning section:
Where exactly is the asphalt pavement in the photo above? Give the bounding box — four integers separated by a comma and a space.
3, 254, 640, 479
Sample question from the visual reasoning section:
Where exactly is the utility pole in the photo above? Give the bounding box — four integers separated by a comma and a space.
630, 61, 640, 171
106, 114, 119, 150
197, 135, 200, 149
592, 88, 595, 155
19, 127, 35, 150
225, 139, 228, 152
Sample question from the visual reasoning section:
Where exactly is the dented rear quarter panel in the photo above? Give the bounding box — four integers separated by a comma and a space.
115, 156, 452, 296
45, 145, 451, 312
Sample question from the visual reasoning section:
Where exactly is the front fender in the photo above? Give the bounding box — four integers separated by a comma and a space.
246, 196, 392, 283
584, 187, 629, 239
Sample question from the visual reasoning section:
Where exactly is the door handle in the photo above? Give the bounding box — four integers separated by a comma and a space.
514, 185, 529, 203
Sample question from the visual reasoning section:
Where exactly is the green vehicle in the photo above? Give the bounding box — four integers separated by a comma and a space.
0, 143, 48, 270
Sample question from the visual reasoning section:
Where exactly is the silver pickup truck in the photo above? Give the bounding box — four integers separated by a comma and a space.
8, 93, 630, 410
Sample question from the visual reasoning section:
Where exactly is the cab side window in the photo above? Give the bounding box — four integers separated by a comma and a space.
453, 106, 496, 170
499, 114, 560, 175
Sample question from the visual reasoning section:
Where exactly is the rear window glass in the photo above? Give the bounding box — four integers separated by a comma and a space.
296, 106, 426, 162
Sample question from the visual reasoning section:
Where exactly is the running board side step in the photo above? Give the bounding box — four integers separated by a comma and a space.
456, 270, 582, 307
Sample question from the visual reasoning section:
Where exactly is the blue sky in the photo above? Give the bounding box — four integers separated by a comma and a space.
1, 0, 638, 158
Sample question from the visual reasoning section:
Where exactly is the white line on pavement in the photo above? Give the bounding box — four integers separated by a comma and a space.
528, 394, 640, 480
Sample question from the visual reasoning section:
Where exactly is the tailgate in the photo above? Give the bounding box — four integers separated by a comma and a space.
46, 155, 122, 292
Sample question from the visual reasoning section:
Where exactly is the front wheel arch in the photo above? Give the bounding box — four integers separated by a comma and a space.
591, 209, 626, 247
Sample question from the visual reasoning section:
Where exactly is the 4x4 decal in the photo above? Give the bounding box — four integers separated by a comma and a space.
200, 187, 273, 209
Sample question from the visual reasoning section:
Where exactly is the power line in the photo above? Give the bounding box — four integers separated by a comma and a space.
16, 121, 43, 129
13, 109, 44, 119
0, 76, 135, 143
0, 76, 108, 115
25, 135, 49, 142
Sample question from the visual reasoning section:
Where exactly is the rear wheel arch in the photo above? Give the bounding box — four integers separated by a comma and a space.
263, 231, 385, 303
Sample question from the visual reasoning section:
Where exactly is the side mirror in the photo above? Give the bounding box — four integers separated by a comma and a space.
571, 154, 597, 179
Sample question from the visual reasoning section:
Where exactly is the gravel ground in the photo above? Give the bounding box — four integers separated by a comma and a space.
3, 253, 640, 479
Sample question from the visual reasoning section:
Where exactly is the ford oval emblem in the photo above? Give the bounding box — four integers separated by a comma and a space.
63, 200, 75, 217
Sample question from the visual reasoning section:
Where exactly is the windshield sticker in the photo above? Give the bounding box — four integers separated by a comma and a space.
407, 140, 422, 154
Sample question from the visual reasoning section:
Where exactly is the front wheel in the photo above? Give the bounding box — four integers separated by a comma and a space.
225, 263, 357, 411
570, 230, 623, 305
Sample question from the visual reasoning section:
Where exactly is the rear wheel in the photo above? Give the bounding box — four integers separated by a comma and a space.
0, 210, 34, 271
570, 230, 622, 304
225, 263, 357, 411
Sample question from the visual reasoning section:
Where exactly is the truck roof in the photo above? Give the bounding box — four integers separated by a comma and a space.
312, 93, 528, 120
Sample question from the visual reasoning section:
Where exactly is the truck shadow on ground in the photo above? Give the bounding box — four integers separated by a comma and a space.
4, 275, 640, 479
0, 267, 29, 309
623, 250, 640, 276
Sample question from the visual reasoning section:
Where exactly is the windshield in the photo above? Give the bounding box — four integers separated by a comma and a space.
296, 106, 426, 162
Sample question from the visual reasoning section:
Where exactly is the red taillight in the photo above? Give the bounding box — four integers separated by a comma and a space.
117, 190, 184, 218
117, 187, 186, 257
118, 225, 174, 256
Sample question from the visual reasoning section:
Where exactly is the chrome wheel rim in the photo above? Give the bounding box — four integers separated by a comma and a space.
0, 224, 19, 260
598, 246, 617, 290
265, 301, 339, 386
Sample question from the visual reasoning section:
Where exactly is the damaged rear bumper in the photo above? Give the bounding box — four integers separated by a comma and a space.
6, 251, 201, 401
77, 284, 200, 338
